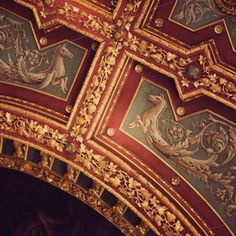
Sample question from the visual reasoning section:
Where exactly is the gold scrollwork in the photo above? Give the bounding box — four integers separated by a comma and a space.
70, 41, 122, 142
0, 149, 145, 236
0, 111, 67, 151
182, 55, 236, 102
74, 143, 194, 235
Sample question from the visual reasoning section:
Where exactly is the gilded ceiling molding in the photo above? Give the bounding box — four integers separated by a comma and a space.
14, 0, 113, 41
74, 143, 206, 235
72, 0, 114, 19
15, 0, 236, 110
125, 32, 192, 80
70, 41, 122, 142
113, 0, 123, 19
0, 110, 67, 152
125, 32, 236, 109
70, 0, 142, 141
0, 101, 68, 128
132, 0, 236, 109
0, 137, 206, 235
0, 153, 139, 235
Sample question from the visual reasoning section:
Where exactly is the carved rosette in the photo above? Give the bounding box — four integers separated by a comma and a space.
214, 0, 236, 15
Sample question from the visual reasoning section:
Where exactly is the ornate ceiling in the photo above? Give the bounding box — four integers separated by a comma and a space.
0, 0, 235, 235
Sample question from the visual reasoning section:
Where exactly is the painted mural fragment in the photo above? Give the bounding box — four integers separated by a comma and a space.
0, 8, 85, 98
170, 0, 236, 50
121, 79, 236, 232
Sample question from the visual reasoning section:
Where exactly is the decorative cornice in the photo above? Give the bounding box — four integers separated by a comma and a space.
0, 153, 138, 235
0, 111, 67, 151
74, 142, 202, 235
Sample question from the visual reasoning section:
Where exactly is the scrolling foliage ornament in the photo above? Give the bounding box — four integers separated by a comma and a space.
70, 0, 142, 142
70, 40, 122, 142
0, 111, 67, 151
75, 143, 192, 236
129, 92, 236, 217
0, 152, 137, 236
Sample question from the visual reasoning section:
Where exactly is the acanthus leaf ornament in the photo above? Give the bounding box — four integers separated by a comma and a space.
0, 111, 67, 151
0, 14, 74, 94
182, 55, 236, 102
74, 143, 190, 235
129, 93, 236, 217
70, 41, 123, 142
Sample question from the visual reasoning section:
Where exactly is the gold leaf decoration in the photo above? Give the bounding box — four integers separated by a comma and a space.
74, 144, 188, 235
0, 111, 67, 151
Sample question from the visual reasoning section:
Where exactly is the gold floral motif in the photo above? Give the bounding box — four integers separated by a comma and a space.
125, 32, 192, 79
78, 10, 115, 38
70, 0, 144, 141
70, 41, 122, 141
116, 0, 142, 31
182, 55, 236, 102
57, 2, 115, 38
37, 0, 56, 19
57, 2, 80, 20
44, 0, 55, 7
75, 143, 190, 235
0, 111, 67, 151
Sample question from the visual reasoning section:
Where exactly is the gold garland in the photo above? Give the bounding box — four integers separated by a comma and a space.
0, 111, 67, 151
75, 143, 197, 235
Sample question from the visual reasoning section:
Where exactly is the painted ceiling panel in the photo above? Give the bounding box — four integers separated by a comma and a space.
0, 1, 97, 125
0, 0, 235, 235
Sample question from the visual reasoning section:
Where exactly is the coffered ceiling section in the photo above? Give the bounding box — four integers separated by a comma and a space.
0, 0, 236, 235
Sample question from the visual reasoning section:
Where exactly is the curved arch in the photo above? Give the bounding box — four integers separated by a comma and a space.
0, 141, 139, 235
0, 167, 123, 236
